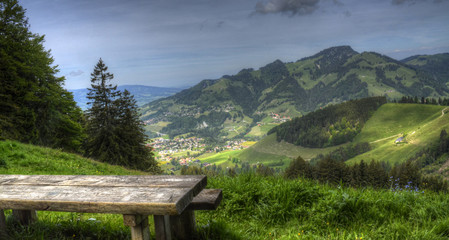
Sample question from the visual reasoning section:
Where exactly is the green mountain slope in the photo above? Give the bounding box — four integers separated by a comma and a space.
0, 140, 145, 175
401, 53, 449, 86
348, 103, 449, 165
236, 103, 449, 170
141, 46, 449, 140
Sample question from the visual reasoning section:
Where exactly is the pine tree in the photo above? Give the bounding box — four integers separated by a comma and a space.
84, 59, 159, 172
84, 59, 121, 163
115, 89, 159, 171
0, 0, 84, 151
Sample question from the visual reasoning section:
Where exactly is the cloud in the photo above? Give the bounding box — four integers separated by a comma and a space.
392, 0, 445, 5
254, 0, 320, 16
69, 70, 84, 77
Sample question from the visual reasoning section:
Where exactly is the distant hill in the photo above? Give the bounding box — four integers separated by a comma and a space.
70, 85, 183, 110
401, 53, 449, 85
234, 102, 449, 173
141, 46, 449, 140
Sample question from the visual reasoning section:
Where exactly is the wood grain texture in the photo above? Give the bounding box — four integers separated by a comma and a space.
12, 210, 37, 225
187, 189, 222, 211
125, 215, 151, 240
170, 210, 196, 239
0, 175, 207, 215
154, 215, 172, 240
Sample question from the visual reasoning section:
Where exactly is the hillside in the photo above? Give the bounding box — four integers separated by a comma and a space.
269, 97, 387, 148
2, 141, 449, 240
348, 103, 449, 165
141, 46, 449, 140
0, 140, 145, 175
232, 102, 449, 171
71, 85, 182, 110
401, 53, 449, 86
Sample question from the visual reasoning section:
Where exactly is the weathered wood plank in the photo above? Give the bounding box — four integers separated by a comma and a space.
124, 215, 151, 240
12, 210, 37, 225
170, 210, 196, 239
0, 185, 194, 215
154, 215, 172, 240
0, 175, 206, 194
187, 189, 222, 211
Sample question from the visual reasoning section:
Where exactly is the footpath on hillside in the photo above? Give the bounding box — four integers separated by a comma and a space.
370, 106, 449, 144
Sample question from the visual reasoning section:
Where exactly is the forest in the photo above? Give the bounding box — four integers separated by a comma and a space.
269, 96, 387, 147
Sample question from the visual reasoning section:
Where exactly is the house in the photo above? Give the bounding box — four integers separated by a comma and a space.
395, 137, 404, 143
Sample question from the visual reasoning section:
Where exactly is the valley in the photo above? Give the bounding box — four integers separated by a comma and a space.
154, 102, 449, 177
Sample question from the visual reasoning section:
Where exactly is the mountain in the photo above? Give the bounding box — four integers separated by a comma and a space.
401, 53, 449, 85
141, 46, 449, 140
70, 85, 183, 110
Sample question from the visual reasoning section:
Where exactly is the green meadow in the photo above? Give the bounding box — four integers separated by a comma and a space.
2, 140, 449, 239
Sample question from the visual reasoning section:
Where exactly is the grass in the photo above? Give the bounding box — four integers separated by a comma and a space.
2, 140, 449, 239
0, 140, 149, 239
0, 140, 143, 175
348, 103, 449, 165
353, 103, 444, 143
197, 174, 449, 240
236, 134, 347, 169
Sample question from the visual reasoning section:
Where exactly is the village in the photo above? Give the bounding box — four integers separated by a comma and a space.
150, 137, 251, 167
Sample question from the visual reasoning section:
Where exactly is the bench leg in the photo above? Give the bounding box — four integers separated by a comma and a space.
123, 215, 151, 240
154, 215, 171, 240
12, 210, 37, 225
170, 210, 196, 240
0, 210, 9, 240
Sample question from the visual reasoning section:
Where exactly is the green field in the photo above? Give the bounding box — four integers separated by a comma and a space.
348, 104, 449, 165
2, 140, 449, 239
235, 103, 449, 169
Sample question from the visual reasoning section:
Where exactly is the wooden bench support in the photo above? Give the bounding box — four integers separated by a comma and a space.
168, 189, 223, 240
170, 210, 196, 239
0, 210, 9, 240
12, 210, 37, 225
123, 214, 151, 240
154, 215, 172, 240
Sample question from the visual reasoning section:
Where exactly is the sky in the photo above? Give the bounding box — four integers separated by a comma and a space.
19, 0, 449, 90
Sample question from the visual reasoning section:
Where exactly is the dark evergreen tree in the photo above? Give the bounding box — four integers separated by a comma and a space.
84, 59, 159, 172
115, 90, 159, 171
284, 155, 313, 179
0, 0, 84, 151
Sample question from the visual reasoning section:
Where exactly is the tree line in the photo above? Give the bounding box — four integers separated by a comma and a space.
0, 1, 159, 172
269, 97, 387, 148
397, 96, 449, 106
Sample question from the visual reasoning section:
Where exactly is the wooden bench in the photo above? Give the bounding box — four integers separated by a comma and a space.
0, 175, 222, 240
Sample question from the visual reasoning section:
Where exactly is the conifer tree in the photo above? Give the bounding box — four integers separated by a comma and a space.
0, 0, 84, 151
115, 89, 159, 171
84, 59, 121, 163
85, 59, 159, 172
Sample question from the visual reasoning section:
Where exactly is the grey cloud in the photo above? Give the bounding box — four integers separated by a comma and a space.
392, 0, 445, 5
69, 70, 84, 77
254, 0, 320, 16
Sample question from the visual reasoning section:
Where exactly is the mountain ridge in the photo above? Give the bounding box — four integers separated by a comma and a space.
141, 46, 449, 140
70, 85, 183, 110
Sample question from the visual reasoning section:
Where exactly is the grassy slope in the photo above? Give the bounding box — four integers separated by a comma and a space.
2, 140, 449, 239
0, 140, 144, 175
236, 103, 449, 169
348, 104, 449, 165
234, 134, 346, 168
0, 140, 146, 239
